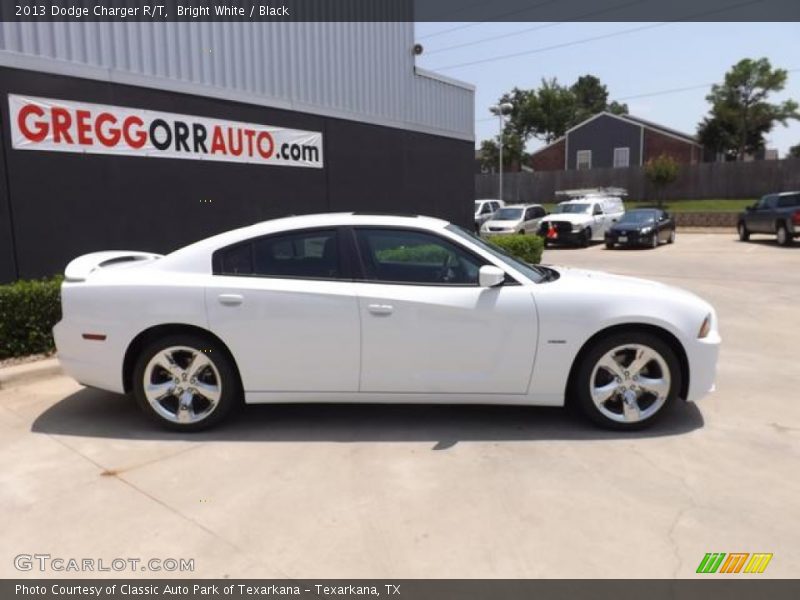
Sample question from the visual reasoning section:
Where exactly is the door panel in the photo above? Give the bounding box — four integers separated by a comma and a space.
205, 278, 360, 392
356, 283, 537, 394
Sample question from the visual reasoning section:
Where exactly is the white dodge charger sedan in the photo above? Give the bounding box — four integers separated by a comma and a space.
53, 213, 720, 431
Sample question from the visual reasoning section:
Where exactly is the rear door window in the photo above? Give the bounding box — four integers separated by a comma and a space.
214, 229, 340, 280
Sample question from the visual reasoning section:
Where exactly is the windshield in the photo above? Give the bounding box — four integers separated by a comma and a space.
446, 224, 545, 283
554, 203, 590, 214
619, 211, 656, 224
493, 207, 523, 220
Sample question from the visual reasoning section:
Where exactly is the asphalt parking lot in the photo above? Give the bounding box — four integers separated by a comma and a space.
1, 233, 798, 579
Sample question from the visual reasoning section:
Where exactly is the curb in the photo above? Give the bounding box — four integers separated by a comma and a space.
0, 357, 63, 389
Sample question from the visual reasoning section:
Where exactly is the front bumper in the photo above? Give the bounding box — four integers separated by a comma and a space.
540, 225, 586, 244
684, 331, 721, 402
605, 230, 656, 246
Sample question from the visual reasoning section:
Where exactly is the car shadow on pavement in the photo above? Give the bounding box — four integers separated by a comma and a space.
31, 388, 704, 446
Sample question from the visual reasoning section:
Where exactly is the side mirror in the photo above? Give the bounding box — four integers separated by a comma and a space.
479, 265, 505, 288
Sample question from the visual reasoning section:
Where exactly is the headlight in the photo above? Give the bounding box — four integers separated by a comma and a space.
641, 226, 653, 234
698, 313, 712, 339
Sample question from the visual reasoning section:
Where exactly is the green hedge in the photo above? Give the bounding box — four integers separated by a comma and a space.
485, 234, 545, 265
0, 276, 63, 359
376, 243, 449, 264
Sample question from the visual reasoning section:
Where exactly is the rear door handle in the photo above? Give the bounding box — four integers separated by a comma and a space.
218, 293, 244, 306
367, 303, 394, 316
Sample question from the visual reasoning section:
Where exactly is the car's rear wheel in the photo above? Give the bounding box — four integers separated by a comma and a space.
133, 334, 239, 431
573, 332, 681, 430
605, 240, 615, 249
737, 222, 750, 242
776, 223, 792, 246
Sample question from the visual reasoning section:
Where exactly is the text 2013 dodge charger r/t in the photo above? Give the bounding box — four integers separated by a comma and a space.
53, 213, 720, 431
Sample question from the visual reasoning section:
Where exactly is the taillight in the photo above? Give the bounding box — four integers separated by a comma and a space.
792, 210, 800, 226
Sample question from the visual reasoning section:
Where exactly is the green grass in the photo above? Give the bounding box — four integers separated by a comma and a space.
540, 199, 755, 214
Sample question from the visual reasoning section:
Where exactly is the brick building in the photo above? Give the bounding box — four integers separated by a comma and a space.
530, 112, 703, 172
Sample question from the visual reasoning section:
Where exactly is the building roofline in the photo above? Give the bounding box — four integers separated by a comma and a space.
564, 111, 702, 148
529, 135, 566, 157
414, 67, 476, 92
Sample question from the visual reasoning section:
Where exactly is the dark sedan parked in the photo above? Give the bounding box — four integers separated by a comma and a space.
605, 208, 676, 249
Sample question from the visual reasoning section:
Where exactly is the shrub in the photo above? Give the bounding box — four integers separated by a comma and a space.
0, 276, 63, 359
485, 234, 544, 265
376, 244, 449, 264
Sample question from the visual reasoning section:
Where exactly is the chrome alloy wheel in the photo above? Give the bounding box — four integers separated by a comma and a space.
142, 346, 222, 425
589, 343, 671, 424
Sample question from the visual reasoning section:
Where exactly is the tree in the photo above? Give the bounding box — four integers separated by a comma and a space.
479, 131, 526, 172
570, 75, 629, 124
698, 58, 799, 160
498, 75, 628, 146
788, 144, 800, 158
645, 154, 679, 207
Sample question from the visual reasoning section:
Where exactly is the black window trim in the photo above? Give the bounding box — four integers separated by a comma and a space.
211, 226, 354, 282
348, 225, 521, 287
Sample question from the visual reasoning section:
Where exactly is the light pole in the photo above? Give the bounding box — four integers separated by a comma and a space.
489, 102, 513, 202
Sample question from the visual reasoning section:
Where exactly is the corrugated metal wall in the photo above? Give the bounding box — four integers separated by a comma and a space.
0, 21, 474, 140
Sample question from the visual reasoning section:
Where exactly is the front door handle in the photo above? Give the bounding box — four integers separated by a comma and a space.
367, 303, 394, 316
218, 293, 244, 306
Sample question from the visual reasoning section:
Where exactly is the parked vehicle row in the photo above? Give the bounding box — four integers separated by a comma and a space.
475, 188, 678, 251
737, 191, 800, 246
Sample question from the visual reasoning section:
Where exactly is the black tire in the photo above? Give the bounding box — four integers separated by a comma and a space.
605, 241, 615, 250
650, 233, 658, 249
518, 230, 525, 235
132, 334, 241, 431
572, 331, 682, 431
776, 223, 792, 246
668, 229, 676, 244
581, 228, 591, 247
737, 222, 750, 242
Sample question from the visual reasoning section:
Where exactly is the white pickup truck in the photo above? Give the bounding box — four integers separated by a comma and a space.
539, 194, 626, 247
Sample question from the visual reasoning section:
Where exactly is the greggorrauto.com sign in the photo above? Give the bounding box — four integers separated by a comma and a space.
9, 94, 323, 168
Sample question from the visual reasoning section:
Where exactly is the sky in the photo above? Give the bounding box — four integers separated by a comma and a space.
414, 22, 800, 156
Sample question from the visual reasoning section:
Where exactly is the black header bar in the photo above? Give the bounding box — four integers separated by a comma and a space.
2, 0, 799, 22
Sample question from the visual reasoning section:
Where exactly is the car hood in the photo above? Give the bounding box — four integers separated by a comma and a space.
546, 266, 709, 307
541, 213, 592, 225
484, 219, 520, 227
609, 221, 653, 232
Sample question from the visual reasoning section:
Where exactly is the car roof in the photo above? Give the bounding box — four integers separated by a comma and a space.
503, 203, 543, 208
159, 212, 451, 272
776, 191, 800, 196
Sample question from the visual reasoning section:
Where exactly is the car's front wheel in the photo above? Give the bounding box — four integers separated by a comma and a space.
573, 332, 681, 430
581, 228, 592, 247
668, 229, 676, 244
133, 334, 240, 431
738, 222, 750, 242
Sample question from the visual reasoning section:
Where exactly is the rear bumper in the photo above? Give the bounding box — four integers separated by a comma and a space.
53, 321, 126, 393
